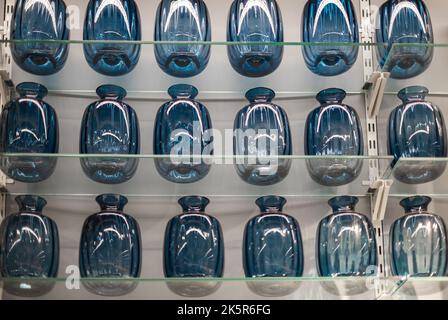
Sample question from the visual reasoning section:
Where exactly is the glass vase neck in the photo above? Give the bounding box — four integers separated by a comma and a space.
178, 196, 210, 212
96, 194, 128, 211
16, 82, 48, 99
400, 196, 432, 214
168, 84, 199, 100
15, 195, 47, 213
245, 87, 276, 103
316, 88, 346, 104
328, 196, 359, 213
96, 85, 127, 100
398, 86, 429, 103
255, 195, 286, 213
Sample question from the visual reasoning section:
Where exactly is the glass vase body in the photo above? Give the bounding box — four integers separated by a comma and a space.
11, 0, 70, 75
388, 86, 447, 184
305, 88, 363, 186
244, 196, 303, 278
227, 0, 284, 77
0, 83, 59, 183
234, 88, 292, 186
376, 0, 434, 79
390, 196, 447, 277
83, 0, 141, 76
302, 0, 359, 76
154, 0, 211, 77
80, 85, 140, 185
154, 85, 212, 184
317, 196, 377, 277
79, 194, 141, 296
0, 196, 59, 296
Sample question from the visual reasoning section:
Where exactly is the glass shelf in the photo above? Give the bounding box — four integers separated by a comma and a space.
388, 277, 448, 300
383, 158, 448, 198
0, 276, 398, 300
0, 154, 392, 198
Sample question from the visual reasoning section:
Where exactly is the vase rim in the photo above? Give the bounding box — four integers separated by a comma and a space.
398, 86, 429, 102
15, 195, 47, 213
16, 82, 48, 99
245, 87, 276, 103
178, 195, 210, 212
255, 195, 286, 212
328, 195, 359, 212
96, 194, 128, 211
400, 196, 432, 213
96, 84, 127, 100
168, 84, 199, 99
316, 88, 346, 104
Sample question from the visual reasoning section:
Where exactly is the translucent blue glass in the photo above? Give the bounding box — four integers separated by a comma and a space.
376, 0, 434, 79
234, 88, 292, 186
0, 195, 59, 297
154, 0, 211, 78
0, 82, 59, 183
305, 88, 363, 186
80, 85, 140, 185
317, 196, 377, 277
154, 85, 212, 183
83, 0, 141, 76
227, 0, 283, 77
79, 194, 141, 296
388, 86, 447, 184
244, 196, 303, 278
302, 0, 359, 76
11, 0, 70, 75
164, 196, 224, 279
390, 196, 447, 277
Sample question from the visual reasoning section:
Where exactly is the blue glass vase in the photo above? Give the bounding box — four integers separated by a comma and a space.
302, 0, 359, 76
154, 0, 211, 78
0, 82, 59, 183
390, 196, 447, 277
317, 196, 377, 277
234, 88, 292, 186
83, 0, 141, 76
164, 196, 224, 296
11, 0, 70, 75
376, 0, 434, 79
80, 85, 140, 185
79, 194, 141, 296
227, 0, 284, 77
0, 195, 59, 297
388, 86, 447, 184
244, 196, 303, 278
305, 88, 364, 186
154, 84, 212, 184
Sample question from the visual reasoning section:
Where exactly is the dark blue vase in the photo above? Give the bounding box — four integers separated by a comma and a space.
0, 82, 59, 183
164, 196, 224, 279
154, 0, 211, 77
234, 88, 292, 186
302, 0, 359, 76
79, 194, 141, 296
11, 0, 70, 75
317, 196, 377, 277
227, 0, 283, 77
244, 196, 303, 278
376, 0, 434, 79
80, 85, 140, 185
0, 195, 59, 296
305, 88, 363, 186
154, 84, 212, 184
388, 86, 447, 184
83, 0, 141, 76
390, 196, 447, 277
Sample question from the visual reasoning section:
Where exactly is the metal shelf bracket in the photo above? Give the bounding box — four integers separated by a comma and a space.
371, 179, 393, 222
